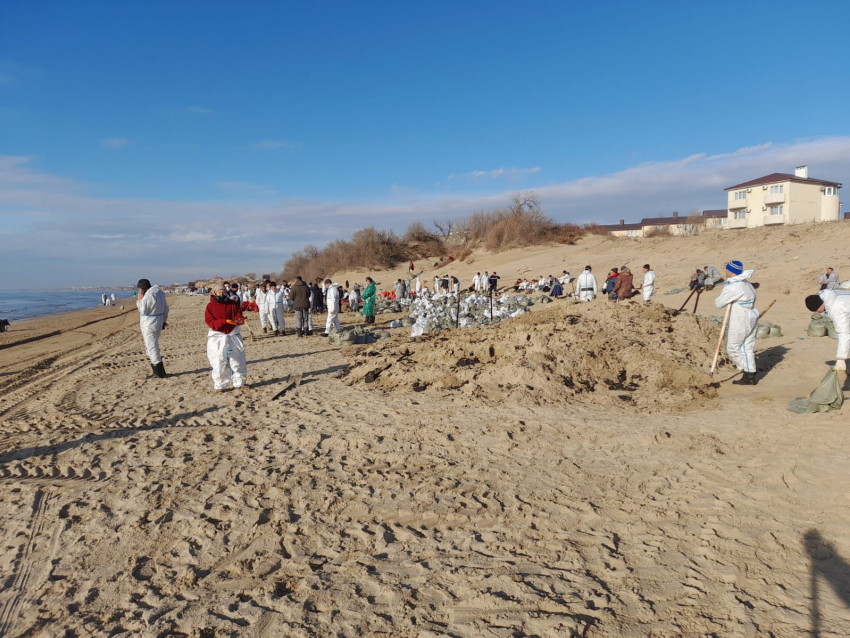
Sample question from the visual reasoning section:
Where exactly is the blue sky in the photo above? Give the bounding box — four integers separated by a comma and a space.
2, 0, 850, 287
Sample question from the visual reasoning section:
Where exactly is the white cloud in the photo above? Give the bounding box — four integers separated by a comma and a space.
254, 139, 298, 150
187, 105, 214, 115
1, 137, 849, 286
101, 138, 130, 149
449, 166, 541, 180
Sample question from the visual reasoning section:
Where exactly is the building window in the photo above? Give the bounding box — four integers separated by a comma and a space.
627, 230, 638, 237
769, 184, 784, 194
734, 191, 747, 200
825, 186, 836, 196
719, 218, 728, 226
733, 210, 746, 220
769, 205, 784, 216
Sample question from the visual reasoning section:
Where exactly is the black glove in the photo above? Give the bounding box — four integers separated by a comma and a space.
162, 322, 168, 330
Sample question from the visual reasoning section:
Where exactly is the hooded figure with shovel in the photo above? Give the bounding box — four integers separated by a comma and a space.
713, 260, 759, 385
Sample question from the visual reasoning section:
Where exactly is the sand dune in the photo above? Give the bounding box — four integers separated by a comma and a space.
2, 223, 850, 636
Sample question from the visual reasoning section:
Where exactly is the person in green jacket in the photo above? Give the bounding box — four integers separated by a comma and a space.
362, 277, 376, 324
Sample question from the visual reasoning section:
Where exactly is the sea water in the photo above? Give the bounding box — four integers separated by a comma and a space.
0, 290, 135, 322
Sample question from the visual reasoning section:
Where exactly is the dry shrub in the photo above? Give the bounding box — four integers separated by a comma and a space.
454, 245, 473, 261
582, 223, 612, 236
644, 225, 673, 238
681, 212, 707, 236
458, 192, 586, 250
278, 190, 586, 280
404, 222, 445, 259
281, 227, 405, 281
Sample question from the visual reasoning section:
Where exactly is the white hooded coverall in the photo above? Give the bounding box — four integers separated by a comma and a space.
137, 285, 169, 365
715, 270, 759, 373
207, 327, 247, 390
576, 270, 597, 301
255, 288, 268, 329
263, 289, 278, 331
326, 284, 341, 333
271, 288, 285, 332
820, 289, 850, 360
641, 270, 656, 301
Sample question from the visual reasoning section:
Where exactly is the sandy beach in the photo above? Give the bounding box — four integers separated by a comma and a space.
2, 223, 850, 637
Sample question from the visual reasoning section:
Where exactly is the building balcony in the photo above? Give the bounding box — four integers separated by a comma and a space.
728, 216, 748, 229
764, 214, 785, 225
729, 199, 748, 209
765, 192, 786, 205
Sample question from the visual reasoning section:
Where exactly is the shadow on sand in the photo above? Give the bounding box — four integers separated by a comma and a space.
804, 529, 850, 637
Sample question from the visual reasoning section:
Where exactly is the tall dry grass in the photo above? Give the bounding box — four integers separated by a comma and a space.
278, 191, 588, 279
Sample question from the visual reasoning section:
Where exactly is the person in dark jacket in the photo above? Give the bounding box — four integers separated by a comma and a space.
488, 272, 500, 293
291, 276, 311, 337
604, 268, 619, 300
205, 282, 248, 391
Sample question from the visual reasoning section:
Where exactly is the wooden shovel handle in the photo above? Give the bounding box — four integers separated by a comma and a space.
709, 303, 733, 378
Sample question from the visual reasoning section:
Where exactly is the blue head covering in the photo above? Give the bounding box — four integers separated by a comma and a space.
726, 260, 743, 275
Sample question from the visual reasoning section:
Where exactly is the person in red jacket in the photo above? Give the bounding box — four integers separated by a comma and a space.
205, 282, 249, 391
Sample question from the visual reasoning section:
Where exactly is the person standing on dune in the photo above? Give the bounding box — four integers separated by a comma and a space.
136, 278, 169, 379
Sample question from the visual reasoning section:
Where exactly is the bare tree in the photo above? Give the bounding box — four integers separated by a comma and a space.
509, 190, 541, 214
433, 220, 455, 238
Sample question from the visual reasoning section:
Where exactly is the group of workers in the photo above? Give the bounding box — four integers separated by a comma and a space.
135, 259, 850, 392
572, 265, 657, 303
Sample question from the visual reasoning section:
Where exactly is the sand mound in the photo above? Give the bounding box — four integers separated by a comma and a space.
345, 301, 720, 412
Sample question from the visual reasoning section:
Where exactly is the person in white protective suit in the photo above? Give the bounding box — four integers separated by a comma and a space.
241, 286, 252, 304
136, 278, 169, 378
559, 271, 571, 286
205, 283, 248, 391
640, 264, 656, 302
254, 283, 268, 333
806, 289, 850, 371
262, 282, 279, 334
472, 272, 481, 292
324, 279, 341, 335
414, 276, 422, 296
714, 260, 759, 385
434, 276, 441, 297
576, 266, 597, 301
269, 282, 286, 336
348, 285, 361, 313
110, 292, 116, 305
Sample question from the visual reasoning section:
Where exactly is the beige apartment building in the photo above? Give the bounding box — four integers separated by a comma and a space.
725, 166, 841, 229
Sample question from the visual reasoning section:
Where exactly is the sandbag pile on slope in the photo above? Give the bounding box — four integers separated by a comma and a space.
345, 301, 720, 413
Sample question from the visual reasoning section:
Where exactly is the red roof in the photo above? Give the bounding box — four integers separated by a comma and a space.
725, 173, 841, 191
701, 209, 727, 218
